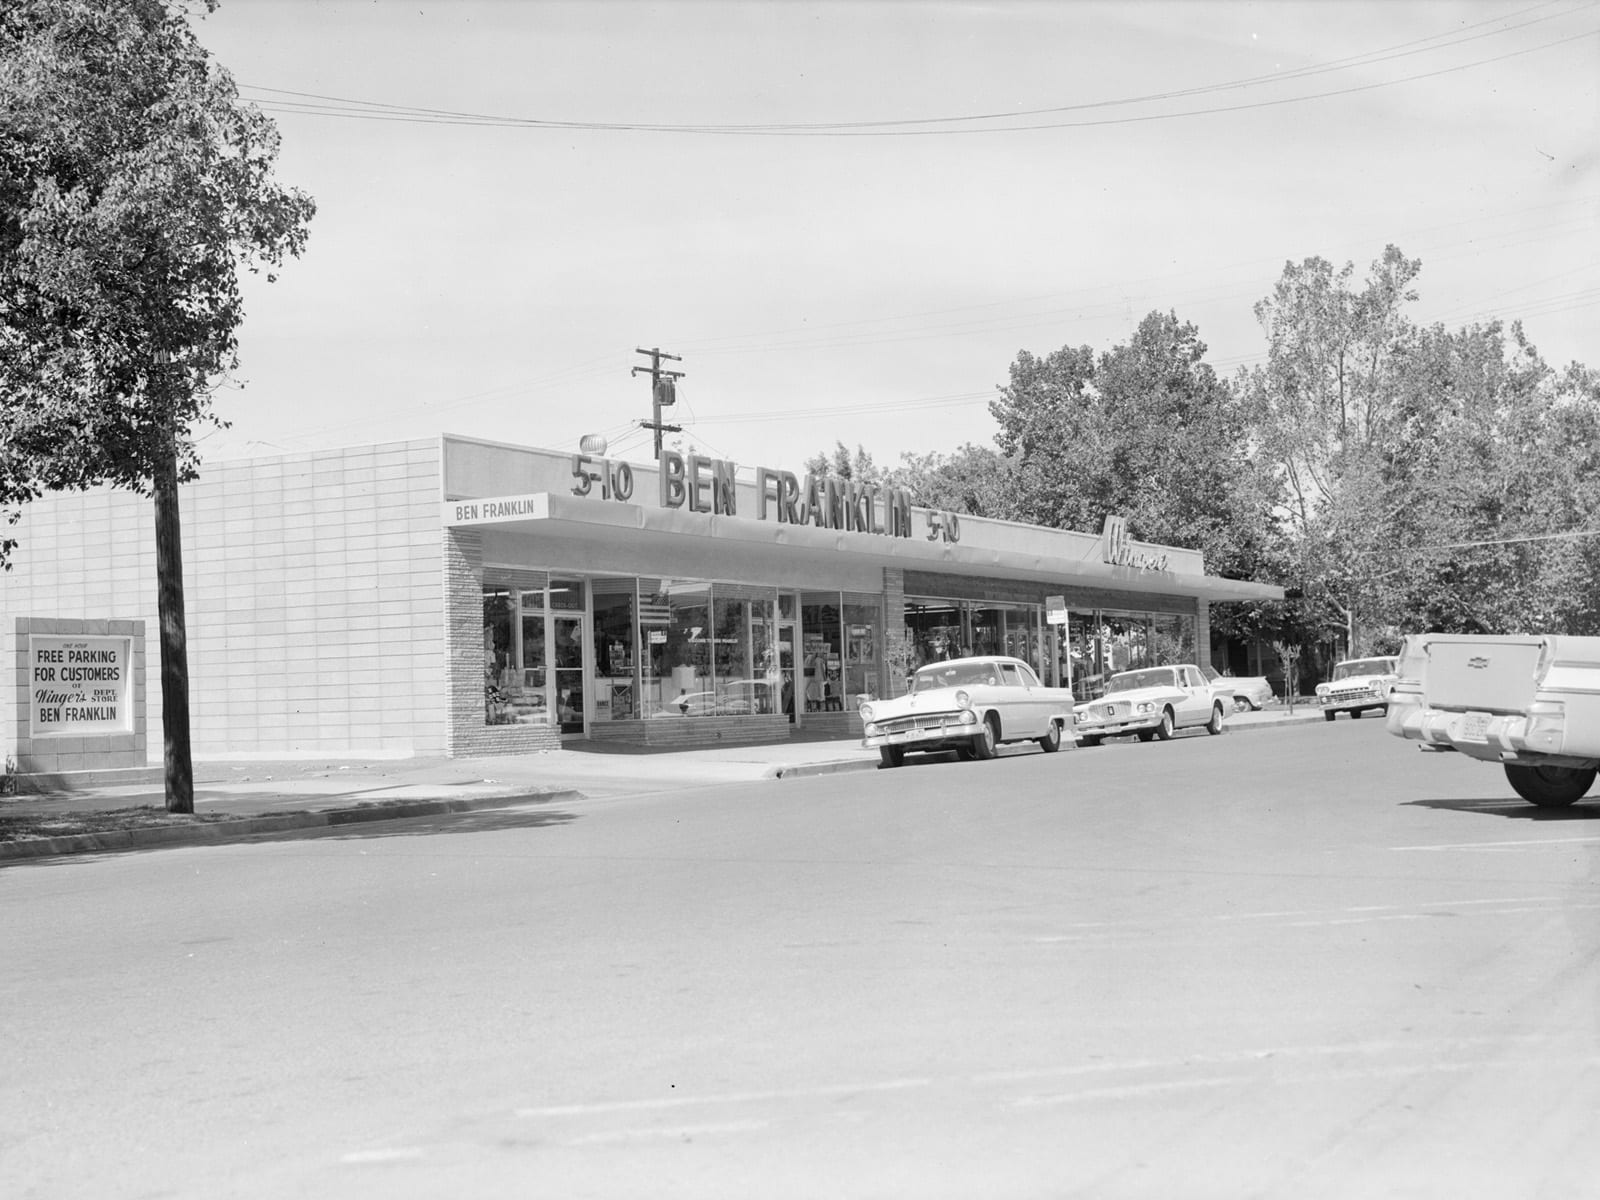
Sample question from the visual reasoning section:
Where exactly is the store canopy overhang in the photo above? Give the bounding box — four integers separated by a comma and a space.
442, 492, 1284, 605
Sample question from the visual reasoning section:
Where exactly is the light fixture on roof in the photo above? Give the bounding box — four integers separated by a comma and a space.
578, 434, 608, 455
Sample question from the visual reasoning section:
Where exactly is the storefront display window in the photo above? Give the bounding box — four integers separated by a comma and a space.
1067, 609, 1196, 701
713, 585, 778, 714
482, 572, 557, 726
905, 597, 1046, 682
905, 600, 963, 667
842, 599, 879, 706
643, 579, 711, 717
592, 578, 637, 722
800, 593, 843, 712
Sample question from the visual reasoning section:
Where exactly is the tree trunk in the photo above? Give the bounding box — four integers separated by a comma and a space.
153, 440, 194, 813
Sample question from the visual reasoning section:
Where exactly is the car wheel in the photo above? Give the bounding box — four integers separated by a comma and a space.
1037, 720, 1062, 753
1136, 728, 1155, 742
878, 746, 904, 769
1232, 696, 1252, 715
1323, 710, 1336, 722
1350, 709, 1363, 720
1504, 763, 1597, 807
1078, 734, 1103, 748
1153, 708, 1175, 741
972, 714, 999, 760
1206, 703, 1224, 735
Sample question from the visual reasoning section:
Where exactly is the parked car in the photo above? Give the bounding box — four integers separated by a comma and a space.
1387, 633, 1600, 807
1316, 656, 1399, 721
1201, 665, 1274, 712
1073, 664, 1231, 745
859, 656, 1076, 768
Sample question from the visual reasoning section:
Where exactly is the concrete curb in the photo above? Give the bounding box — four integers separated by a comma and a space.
770, 758, 878, 779
0, 789, 577, 863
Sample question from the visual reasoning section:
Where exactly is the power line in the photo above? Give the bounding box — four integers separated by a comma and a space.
238, 7, 1598, 138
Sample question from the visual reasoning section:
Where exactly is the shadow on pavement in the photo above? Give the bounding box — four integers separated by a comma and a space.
1403, 797, 1600, 821
240, 805, 581, 844
0, 804, 580, 870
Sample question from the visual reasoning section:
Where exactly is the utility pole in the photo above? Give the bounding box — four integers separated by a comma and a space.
632, 347, 684, 460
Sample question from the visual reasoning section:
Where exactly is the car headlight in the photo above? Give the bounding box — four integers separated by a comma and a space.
954, 689, 972, 710
960, 709, 978, 725
1136, 701, 1153, 714
1316, 684, 1329, 697
864, 721, 882, 737
859, 702, 875, 722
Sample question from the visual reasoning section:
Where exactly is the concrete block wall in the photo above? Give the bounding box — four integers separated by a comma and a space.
1, 439, 447, 762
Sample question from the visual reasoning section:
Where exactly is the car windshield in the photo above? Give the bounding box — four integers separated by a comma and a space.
1333, 658, 1395, 680
1108, 668, 1175, 692
911, 662, 1002, 692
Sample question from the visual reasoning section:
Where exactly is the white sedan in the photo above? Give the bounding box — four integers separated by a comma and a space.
859, 656, 1076, 768
1073, 664, 1231, 745
1317, 656, 1399, 720
1202, 666, 1275, 712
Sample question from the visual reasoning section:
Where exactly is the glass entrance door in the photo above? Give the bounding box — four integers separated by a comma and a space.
777, 619, 797, 722
552, 613, 586, 734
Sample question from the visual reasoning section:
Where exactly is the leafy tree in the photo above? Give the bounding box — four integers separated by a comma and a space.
802, 440, 1018, 519
883, 444, 1015, 518
1, 0, 315, 808
992, 311, 1281, 580
1240, 245, 1420, 536
1388, 324, 1600, 636
802, 441, 880, 482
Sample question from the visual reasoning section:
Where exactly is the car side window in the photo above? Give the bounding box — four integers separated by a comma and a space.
1000, 664, 1024, 688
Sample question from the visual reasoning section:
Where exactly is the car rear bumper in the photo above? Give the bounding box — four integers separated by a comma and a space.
1385, 692, 1598, 767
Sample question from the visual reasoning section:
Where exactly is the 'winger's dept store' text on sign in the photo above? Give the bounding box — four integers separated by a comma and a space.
29, 635, 132, 735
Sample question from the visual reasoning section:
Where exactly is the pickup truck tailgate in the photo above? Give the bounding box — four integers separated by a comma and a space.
1421, 637, 1544, 713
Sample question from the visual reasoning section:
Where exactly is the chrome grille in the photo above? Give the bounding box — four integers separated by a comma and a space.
879, 713, 962, 735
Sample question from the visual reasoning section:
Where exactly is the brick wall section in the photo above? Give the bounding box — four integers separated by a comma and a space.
443, 528, 560, 756
8, 617, 147, 774
2, 440, 447, 762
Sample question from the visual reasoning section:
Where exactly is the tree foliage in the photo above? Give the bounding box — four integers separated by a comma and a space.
992, 311, 1281, 581
809, 250, 1597, 655
0, 0, 315, 564
1241, 246, 1600, 648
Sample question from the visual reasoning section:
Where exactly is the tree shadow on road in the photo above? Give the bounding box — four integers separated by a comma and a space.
1403, 797, 1600, 822
2, 804, 580, 870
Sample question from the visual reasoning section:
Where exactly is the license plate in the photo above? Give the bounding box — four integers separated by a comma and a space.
1457, 711, 1492, 742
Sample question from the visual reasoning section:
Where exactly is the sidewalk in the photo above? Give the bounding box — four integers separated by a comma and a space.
1, 706, 1322, 860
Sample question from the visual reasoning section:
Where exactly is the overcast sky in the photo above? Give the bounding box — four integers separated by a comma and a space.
189, 0, 1598, 476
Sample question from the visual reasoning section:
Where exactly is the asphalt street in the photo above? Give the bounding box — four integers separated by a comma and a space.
4, 718, 1598, 1199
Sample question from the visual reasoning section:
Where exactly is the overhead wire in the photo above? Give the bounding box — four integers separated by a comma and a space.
238, 3, 1598, 136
